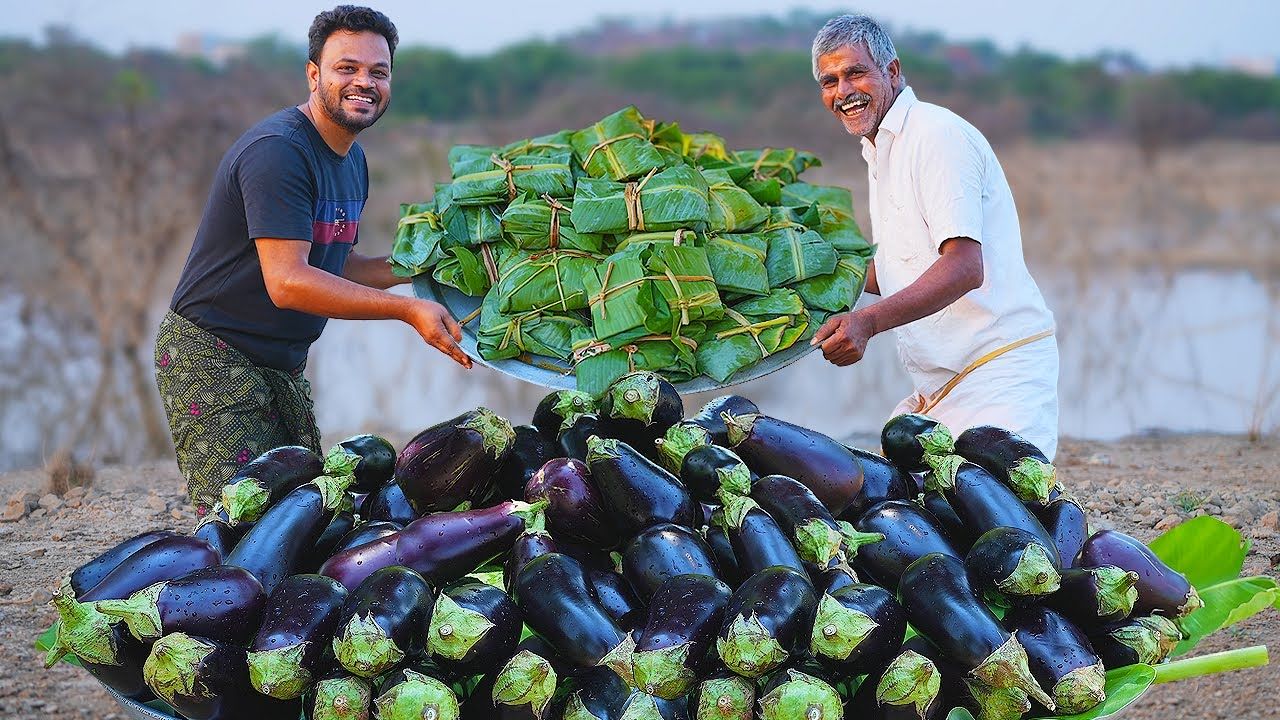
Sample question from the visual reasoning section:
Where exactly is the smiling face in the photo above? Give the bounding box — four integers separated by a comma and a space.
816, 42, 901, 140
307, 29, 391, 133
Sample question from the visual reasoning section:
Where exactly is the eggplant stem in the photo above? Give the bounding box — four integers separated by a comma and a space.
1153, 645, 1269, 684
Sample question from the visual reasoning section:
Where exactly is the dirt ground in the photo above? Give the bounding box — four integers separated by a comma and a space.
0, 434, 1276, 720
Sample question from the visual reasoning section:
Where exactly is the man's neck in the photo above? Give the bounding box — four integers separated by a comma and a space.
298, 101, 357, 156
863, 84, 905, 147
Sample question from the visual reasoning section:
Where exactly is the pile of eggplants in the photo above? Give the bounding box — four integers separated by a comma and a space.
43, 375, 1215, 720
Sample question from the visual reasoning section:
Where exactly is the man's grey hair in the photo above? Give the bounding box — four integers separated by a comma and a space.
811, 14, 898, 80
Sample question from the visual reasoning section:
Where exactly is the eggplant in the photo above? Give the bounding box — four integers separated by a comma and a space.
679, 444, 754, 503
226, 475, 353, 595
620, 692, 694, 720
95, 564, 265, 644
597, 371, 684, 452
846, 647, 944, 720
687, 394, 759, 446
933, 462, 1060, 567
70, 529, 177, 597
462, 658, 552, 720
881, 413, 953, 474
587, 436, 696, 534
809, 583, 906, 675
586, 566, 647, 631
919, 490, 977, 550
248, 574, 349, 699
221, 445, 324, 525
337, 433, 397, 494
965, 526, 1062, 604
1040, 497, 1088, 568
1088, 615, 1182, 668
1003, 605, 1106, 714
45, 597, 154, 700
512, 552, 635, 684
714, 494, 805, 577
750, 474, 883, 566
632, 574, 732, 699
143, 632, 299, 720
692, 671, 754, 720
896, 553, 1054, 709
551, 665, 632, 720
332, 520, 403, 557
497, 425, 559, 501
654, 421, 713, 475
715, 566, 817, 679
364, 480, 418, 525
839, 446, 914, 522
559, 412, 603, 461
372, 666, 460, 720
395, 499, 545, 585
427, 580, 522, 676
395, 407, 516, 514
305, 510, 356, 571
332, 565, 435, 678
955, 425, 1058, 507
505, 529, 558, 591
1048, 566, 1140, 628
724, 412, 864, 517
851, 500, 959, 589
702, 520, 742, 589
758, 668, 843, 720
814, 563, 860, 595
533, 389, 598, 439
901, 635, 1030, 720
1078, 529, 1202, 617
623, 523, 720, 601
526, 457, 621, 548
194, 518, 246, 561
304, 670, 372, 720
319, 532, 401, 592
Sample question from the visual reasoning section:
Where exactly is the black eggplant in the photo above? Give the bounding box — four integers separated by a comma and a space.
687, 394, 759, 446
586, 566, 647, 631
750, 474, 883, 566
427, 580, 522, 676
623, 523, 720, 601
372, 666, 460, 720
95, 564, 265, 644
395, 407, 516, 514
846, 647, 944, 720
462, 660, 550, 720
304, 670, 372, 720
221, 445, 324, 525
702, 520, 742, 589
920, 490, 977, 550
364, 480, 418, 525
551, 665, 632, 720
587, 436, 696, 534
70, 530, 177, 597
838, 446, 914, 522
809, 583, 906, 675
724, 412, 864, 517
714, 494, 805, 577
814, 563, 860, 595
496, 425, 559, 501
332, 565, 435, 678
1003, 605, 1106, 714
881, 413, 953, 474
395, 499, 545, 585
597, 371, 684, 452
532, 389, 598, 439
632, 574, 732, 699
248, 574, 349, 699
319, 532, 401, 592
896, 553, 1054, 709
1048, 566, 1140, 628
332, 520, 403, 557
305, 509, 356, 572
715, 566, 817, 679
965, 526, 1062, 604
526, 457, 621, 548
620, 692, 694, 720
679, 444, 754, 502
654, 421, 713, 475
143, 632, 299, 720
1078, 529, 1202, 617
44, 597, 153, 700
505, 529, 558, 591
1040, 497, 1088, 568
194, 518, 246, 561
933, 462, 1060, 567
758, 667, 843, 720
955, 425, 1058, 507
337, 433, 397, 494
692, 671, 754, 720
1088, 615, 1182, 668
559, 412, 603, 461
852, 500, 959, 589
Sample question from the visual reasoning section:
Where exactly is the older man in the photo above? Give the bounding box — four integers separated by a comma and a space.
808, 14, 1060, 458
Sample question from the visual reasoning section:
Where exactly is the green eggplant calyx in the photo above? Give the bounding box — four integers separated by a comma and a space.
247, 643, 311, 699
995, 543, 1061, 598
1136, 615, 1183, 661
554, 391, 597, 434
809, 593, 878, 660
463, 408, 516, 459
722, 411, 758, 448
716, 612, 788, 678
922, 453, 964, 492
1053, 662, 1107, 714
428, 592, 495, 661
372, 669, 460, 720
794, 519, 844, 566
599, 633, 638, 687
714, 460, 753, 498
964, 679, 1031, 720
493, 650, 557, 718
311, 675, 372, 720
696, 675, 754, 720
563, 694, 607, 720
48, 580, 121, 667
1108, 620, 1164, 665
759, 670, 842, 720
917, 423, 955, 457
1008, 457, 1057, 504
332, 613, 404, 678
94, 583, 165, 641
1178, 586, 1205, 617
876, 649, 940, 715
510, 499, 550, 531
836, 521, 885, 557
619, 693, 666, 720
323, 444, 363, 478
585, 435, 620, 464
221, 479, 269, 524
719, 493, 761, 531
142, 633, 215, 706
606, 372, 661, 425
632, 643, 696, 700
655, 423, 711, 474
971, 634, 1056, 710
1092, 567, 1140, 618
313, 474, 355, 512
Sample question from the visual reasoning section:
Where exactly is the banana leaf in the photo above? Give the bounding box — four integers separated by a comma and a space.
792, 252, 869, 313
441, 200, 503, 247
705, 233, 770, 296
780, 183, 873, 256
570, 164, 710, 234
761, 204, 822, 231
494, 248, 602, 313
765, 227, 839, 286
500, 130, 575, 160
644, 242, 724, 337
702, 168, 768, 233
695, 157, 782, 205
432, 245, 493, 297
695, 289, 813, 383
448, 153, 575, 205
500, 192, 607, 253
390, 203, 450, 277
613, 228, 704, 255
572, 334, 699, 395
580, 252, 661, 346
448, 144, 501, 178
477, 293, 588, 363
570, 106, 671, 181
731, 147, 821, 184
685, 132, 730, 162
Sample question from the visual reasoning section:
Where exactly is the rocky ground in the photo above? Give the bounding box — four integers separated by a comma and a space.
0, 434, 1276, 719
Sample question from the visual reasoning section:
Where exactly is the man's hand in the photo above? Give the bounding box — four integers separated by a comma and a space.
811, 310, 877, 367
405, 299, 472, 369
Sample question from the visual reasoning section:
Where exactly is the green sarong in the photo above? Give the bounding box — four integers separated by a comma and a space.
154, 310, 321, 513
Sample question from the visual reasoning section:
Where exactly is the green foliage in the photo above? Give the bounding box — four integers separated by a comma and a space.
1043, 665, 1156, 720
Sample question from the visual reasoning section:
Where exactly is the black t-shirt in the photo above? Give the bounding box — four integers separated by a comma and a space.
171, 107, 367, 371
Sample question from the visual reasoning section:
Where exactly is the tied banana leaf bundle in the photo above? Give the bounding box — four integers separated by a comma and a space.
448, 131, 577, 178
780, 183, 874, 257
500, 130, 575, 160
581, 251, 662, 346
732, 147, 821, 184
702, 168, 769, 233
765, 227, 840, 287
436, 184, 504, 247
793, 252, 869, 314
637, 238, 724, 338
685, 131, 730, 162
390, 203, 450, 278
477, 293, 589, 362
494, 247, 604, 314
448, 153, 575, 206
432, 245, 495, 297
570, 164, 710, 235
572, 334, 699, 395
705, 233, 771, 297
695, 289, 813, 383
500, 192, 607, 253
571, 105, 671, 181
641, 118, 688, 167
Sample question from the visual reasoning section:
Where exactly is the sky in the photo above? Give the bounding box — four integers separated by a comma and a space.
4, 0, 1278, 69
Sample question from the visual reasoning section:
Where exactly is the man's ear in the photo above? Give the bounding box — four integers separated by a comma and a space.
887, 57, 902, 85
306, 60, 319, 93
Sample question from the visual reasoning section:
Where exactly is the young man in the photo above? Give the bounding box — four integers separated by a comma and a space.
157, 6, 471, 513
809, 14, 1060, 458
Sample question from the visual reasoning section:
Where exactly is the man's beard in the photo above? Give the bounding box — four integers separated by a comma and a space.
318, 82, 387, 133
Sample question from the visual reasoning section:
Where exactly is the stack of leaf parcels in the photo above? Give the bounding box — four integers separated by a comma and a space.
391, 106, 874, 394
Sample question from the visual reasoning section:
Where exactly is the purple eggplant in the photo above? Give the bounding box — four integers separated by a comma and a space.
955, 425, 1058, 507
809, 583, 906, 675
897, 553, 1054, 709
333, 520, 403, 557
633, 574, 732, 699
725, 412, 864, 517
559, 412, 602, 461
1078, 529, 1202, 617
304, 509, 357, 572
919, 490, 977, 550
337, 434, 397, 494
550, 665, 631, 720
758, 666, 843, 720
703, 520, 742, 589
364, 480, 418, 524
965, 526, 1062, 604
815, 563, 861, 595
679, 444, 754, 503
394, 499, 545, 585
715, 566, 818, 679
1049, 566, 1140, 628
320, 533, 401, 592
95, 564, 265, 644
194, 519, 246, 561
371, 665, 460, 720
587, 436, 697, 534
715, 494, 806, 577
900, 636, 1030, 720
70, 529, 177, 597
1040, 497, 1088, 569
688, 394, 759, 446
692, 671, 755, 720
333, 565, 435, 678
851, 500, 959, 589
143, 632, 299, 720
462, 658, 553, 720
533, 389, 598, 439
932, 461, 1060, 567
497, 425, 559, 501
526, 457, 621, 548
586, 566, 647, 631
221, 445, 324, 525
248, 574, 349, 699
1003, 605, 1106, 714
505, 529, 558, 591
881, 413, 953, 475
839, 446, 914, 522
654, 421, 713, 475
846, 646, 945, 720
623, 523, 720, 601
598, 371, 684, 454
751, 474, 884, 566
1088, 615, 1182, 668
45, 603, 154, 701
395, 407, 516, 514
427, 580, 522, 676
304, 670, 372, 720
620, 692, 694, 720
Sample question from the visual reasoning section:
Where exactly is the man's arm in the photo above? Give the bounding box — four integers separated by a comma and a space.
342, 250, 408, 290
864, 258, 880, 296
811, 238, 982, 366
257, 238, 472, 368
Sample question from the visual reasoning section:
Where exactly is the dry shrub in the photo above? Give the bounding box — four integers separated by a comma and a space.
45, 451, 95, 496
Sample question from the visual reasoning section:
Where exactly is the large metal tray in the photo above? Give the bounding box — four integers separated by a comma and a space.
105, 685, 177, 720
411, 275, 815, 393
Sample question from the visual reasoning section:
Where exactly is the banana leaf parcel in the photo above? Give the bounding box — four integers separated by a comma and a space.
643, 242, 724, 337
695, 289, 813, 383
792, 252, 869, 314
685, 131, 730, 162
500, 192, 607, 253
702, 168, 768, 233
765, 227, 839, 287
448, 145, 500, 178
447, 152, 575, 205
572, 334, 699, 395
494, 248, 602, 313
440, 196, 504, 247
780, 183, 873, 256
760, 204, 822, 232
477, 292, 588, 363
613, 228, 703, 255
705, 233, 770, 296
432, 245, 495, 297
570, 164, 710, 234
731, 147, 821, 184
390, 203, 449, 278
580, 252, 661, 346
570, 106, 671, 181
500, 130, 575, 160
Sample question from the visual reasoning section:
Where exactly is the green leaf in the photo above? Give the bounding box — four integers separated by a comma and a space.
1040, 664, 1155, 720
34, 621, 81, 668
946, 708, 977, 720
1148, 516, 1248, 589
1172, 575, 1280, 655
